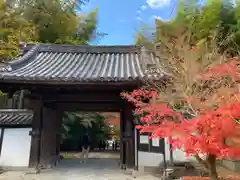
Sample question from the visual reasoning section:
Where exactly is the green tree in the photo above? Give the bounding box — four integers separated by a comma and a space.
1, 0, 102, 62
22, 0, 98, 44
61, 112, 110, 150
0, 0, 37, 61
151, 0, 240, 55
135, 31, 154, 48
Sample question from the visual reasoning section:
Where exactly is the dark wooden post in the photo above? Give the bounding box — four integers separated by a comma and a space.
6, 91, 14, 108
56, 110, 63, 157
29, 98, 43, 168
122, 103, 135, 169
39, 105, 58, 169
120, 109, 126, 169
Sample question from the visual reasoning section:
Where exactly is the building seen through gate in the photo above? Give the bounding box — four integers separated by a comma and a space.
0, 44, 165, 170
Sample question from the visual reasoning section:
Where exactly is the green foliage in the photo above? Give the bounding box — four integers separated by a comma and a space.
0, 0, 37, 61
136, 32, 147, 45
22, 0, 97, 44
134, 26, 156, 50
137, 0, 240, 56
61, 112, 111, 150
0, 0, 102, 61
74, 9, 98, 44
135, 31, 154, 49
194, 0, 221, 41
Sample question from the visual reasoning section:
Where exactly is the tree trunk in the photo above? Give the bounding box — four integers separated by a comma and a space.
206, 154, 219, 180
169, 144, 174, 166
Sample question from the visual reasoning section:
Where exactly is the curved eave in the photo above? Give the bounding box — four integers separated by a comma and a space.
0, 76, 166, 93
0, 73, 165, 84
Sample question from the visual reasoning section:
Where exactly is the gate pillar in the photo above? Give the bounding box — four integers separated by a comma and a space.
38, 105, 58, 169
29, 98, 43, 168
120, 103, 135, 169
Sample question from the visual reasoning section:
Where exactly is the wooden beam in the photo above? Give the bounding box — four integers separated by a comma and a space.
0, 81, 141, 93
0, 125, 31, 128
41, 92, 121, 102
50, 102, 121, 112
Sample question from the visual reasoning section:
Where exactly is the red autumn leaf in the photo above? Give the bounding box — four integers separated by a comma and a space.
135, 125, 142, 129
201, 59, 239, 80
120, 59, 240, 180
121, 85, 240, 160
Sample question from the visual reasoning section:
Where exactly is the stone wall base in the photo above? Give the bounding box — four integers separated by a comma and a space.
133, 166, 164, 178
221, 160, 240, 172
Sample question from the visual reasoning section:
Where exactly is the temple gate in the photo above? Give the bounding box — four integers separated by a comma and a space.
0, 44, 163, 170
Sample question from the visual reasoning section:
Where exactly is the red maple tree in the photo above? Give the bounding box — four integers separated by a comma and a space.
121, 59, 240, 180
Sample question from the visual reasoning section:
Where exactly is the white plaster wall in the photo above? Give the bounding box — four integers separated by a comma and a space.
138, 151, 164, 167
138, 140, 196, 167
0, 128, 32, 167
136, 127, 196, 167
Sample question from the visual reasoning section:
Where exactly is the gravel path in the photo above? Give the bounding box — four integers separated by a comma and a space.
0, 153, 159, 180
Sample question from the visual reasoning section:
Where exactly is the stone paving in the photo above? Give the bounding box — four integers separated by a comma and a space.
0, 152, 160, 180
61, 151, 120, 159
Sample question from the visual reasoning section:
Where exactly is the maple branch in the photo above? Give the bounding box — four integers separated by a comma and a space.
194, 154, 208, 169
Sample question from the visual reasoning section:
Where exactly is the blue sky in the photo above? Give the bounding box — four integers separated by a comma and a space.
80, 0, 177, 45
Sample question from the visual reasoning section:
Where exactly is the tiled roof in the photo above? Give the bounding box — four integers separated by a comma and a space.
0, 44, 163, 83
0, 109, 33, 126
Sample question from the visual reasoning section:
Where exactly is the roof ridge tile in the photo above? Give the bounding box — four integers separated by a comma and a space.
36, 44, 142, 53
7, 44, 40, 71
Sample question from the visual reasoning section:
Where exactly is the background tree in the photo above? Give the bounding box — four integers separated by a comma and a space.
1, 0, 103, 61
0, 0, 37, 61
105, 119, 120, 140
22, 0, 99, 44
137, 0, 240, 56
61, 112, 111, 151
135, 30, 154, 49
